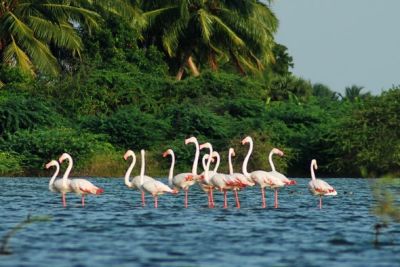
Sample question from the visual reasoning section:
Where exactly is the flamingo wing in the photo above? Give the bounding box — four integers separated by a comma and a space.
309, 179, 337, 196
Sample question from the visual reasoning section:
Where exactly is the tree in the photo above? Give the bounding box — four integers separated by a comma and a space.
0, 0, 100, 79
141, 0, 278, 79
342, 85, 371, 102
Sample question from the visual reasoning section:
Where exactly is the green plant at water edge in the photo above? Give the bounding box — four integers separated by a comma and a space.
0, 152, 22, 176
373, 176, 400, 223
0, 215, 51, 255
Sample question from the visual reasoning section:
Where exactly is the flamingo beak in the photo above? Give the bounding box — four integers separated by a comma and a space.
162, 151, 168, 157
45, 162, 52, 169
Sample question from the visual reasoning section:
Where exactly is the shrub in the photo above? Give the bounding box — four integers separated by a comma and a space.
0, 152, 23, 176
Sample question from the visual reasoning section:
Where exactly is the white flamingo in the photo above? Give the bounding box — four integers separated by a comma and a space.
227, 148, 255, 208
207, 151, 235, 209
242, 136, 285, 208
46, 160, 72, 207
140, 150, 177, 208
163, 148, 197, 208
59, 153, 104, 207
265, 148, 296, 208
199, 142, 216, 208
123, 150, 154, 206
308, 159, 337, 209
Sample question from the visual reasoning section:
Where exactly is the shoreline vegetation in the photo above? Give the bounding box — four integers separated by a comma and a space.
0, 1, 399, 178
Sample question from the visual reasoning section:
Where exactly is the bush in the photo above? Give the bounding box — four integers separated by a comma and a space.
80, 106, 170, 149
0, 128, 116, 174
0, 92, 62, 138
0, 152, 23, 176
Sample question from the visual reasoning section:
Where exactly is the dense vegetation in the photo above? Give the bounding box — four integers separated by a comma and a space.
0, 1, 398, 177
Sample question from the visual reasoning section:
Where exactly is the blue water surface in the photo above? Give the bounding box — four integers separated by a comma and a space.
0, 177, 399, 267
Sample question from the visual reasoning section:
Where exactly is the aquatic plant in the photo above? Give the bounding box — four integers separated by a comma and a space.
0, 215, 51, 255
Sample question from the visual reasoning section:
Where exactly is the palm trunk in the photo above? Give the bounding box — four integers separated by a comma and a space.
230, 50, 246, 76
208, 51, 218, 71
187, 56, 200, 77
175, 66, 185, 81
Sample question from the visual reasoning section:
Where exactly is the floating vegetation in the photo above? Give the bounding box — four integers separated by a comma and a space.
0, 215, 51, 255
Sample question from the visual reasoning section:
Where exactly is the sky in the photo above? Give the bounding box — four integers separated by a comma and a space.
271, 0, 400, 94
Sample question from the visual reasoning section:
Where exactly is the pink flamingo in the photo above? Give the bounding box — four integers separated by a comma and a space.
242, 136, 284, 208
46, 160, 71, 207
199, 142, 216, 208
207, 151, 235, 209
123, 150, 154, 206
163, 148, 197, 208
140, 150, 177, 208
308, 159, 337, 209
59, 153, 104, 207
227, 148, 255, 208
199, 153, 216, 207
265, 148, 296, 208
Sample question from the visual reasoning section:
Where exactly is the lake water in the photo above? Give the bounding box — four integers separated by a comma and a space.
0, 177, 399, 267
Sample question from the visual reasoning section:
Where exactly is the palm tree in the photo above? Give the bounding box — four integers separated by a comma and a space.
0, 0, 99, 79
343, 85, 370, 102
141, 0, 278, 80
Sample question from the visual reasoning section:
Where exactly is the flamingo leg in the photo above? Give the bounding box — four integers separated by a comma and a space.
210, 188, 215, 208
319, 196, 322, 209
62, 193, 66, 207
261, 187, 266, 208
81, 194, 85, 207
234, 190, 240, 209
184, 188, 188, 208
141, 191, 146, 207
223, 190, 228, 209
274, 189, 278, 209
154, 195, 158, 208
207, 190, 211, 208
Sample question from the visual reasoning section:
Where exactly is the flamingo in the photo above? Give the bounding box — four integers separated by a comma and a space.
140, 150, 177, 208
242, 136, 285, 208
58, 153, 104, 207
227, 148, 255, 208
308, 159, 337, 209
199, 142, 216, 208
264, 148, 296, 208
123, 150, 154, 206
46, 160, 72, 207
163, 148, 197, 208
206, 151, 236, 209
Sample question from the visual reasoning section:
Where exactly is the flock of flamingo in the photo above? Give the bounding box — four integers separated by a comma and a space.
46, 136, 337, 209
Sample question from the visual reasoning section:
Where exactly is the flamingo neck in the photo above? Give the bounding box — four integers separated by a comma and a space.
202, 155, 207, 171
242, 140, 253, 177
204, 146, 213, 183
311, 163, 316, 180
62, 155, 73, 187
228, 151, 233, 175
48, 164, 60, 190
191, 140, 200, 175
168, 152, 175, 186
124, 155, 136, 187
269, 150, 276, 172
213, 152, 220, 173
140, 150, 145, 186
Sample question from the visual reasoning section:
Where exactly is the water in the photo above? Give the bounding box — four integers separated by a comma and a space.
0, 177, 399, 267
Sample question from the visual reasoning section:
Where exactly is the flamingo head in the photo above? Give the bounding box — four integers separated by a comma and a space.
58, 153, 71, 163
123, 150, 134, 160
185, 136, 197, 145
199, 142, 212, 150
272, 148, 284, 157
163, 149, 173, 158
45, 160, 58, 169
241, 136, 252, 145
311, 159, 318, 170
229, 148, 235, 157
203, 154, 215, 163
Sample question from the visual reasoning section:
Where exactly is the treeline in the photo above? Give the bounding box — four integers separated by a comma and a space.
0, 1, 399, 177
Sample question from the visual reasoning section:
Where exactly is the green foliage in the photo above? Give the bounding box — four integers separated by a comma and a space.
327, 89, 400, 177
0, 128, 115, 174
268, 75, 313, 103
0, 152, 22, 176
80, 106, 170, 149
0, 92, 62, 138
